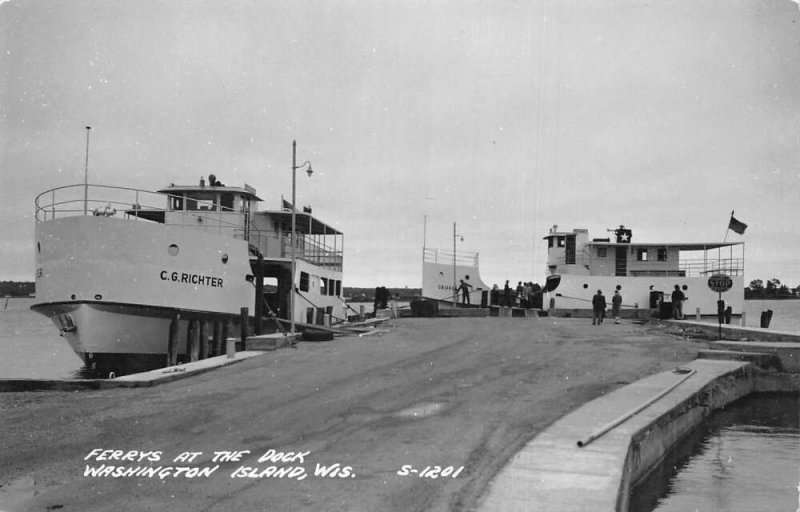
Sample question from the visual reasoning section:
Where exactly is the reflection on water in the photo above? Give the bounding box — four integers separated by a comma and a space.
630, 394, 800, 512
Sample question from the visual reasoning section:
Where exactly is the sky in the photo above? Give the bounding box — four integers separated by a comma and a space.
1, 0, 799, 289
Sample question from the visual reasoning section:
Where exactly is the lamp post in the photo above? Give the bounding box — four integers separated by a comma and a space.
453, 222, 463, 307
83, 126, 91, 215
291, 140, 313, 334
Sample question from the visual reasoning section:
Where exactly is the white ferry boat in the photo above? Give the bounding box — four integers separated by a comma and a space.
421, 247, 490, 307
31, 175, 343, 373
543, 225, 744, 317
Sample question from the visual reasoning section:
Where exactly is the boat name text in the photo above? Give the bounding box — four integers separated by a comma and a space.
160, 270, 223, 288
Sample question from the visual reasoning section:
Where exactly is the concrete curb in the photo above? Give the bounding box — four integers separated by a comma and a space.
478, 359, 762, 512
0, 351, 267, 392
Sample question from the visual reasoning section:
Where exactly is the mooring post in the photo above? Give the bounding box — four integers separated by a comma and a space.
240, 307, 249, 351
167, 311, 180, 366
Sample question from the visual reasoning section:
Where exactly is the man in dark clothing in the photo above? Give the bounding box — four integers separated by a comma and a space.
458, 279, 472, 305
671, 285, 685, 319
592, 290, 606, 325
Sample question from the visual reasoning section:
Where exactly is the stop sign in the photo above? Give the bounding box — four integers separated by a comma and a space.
707, 274, 733, 293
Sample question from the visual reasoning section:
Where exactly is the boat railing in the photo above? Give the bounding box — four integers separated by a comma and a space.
679, 257, 744, 277
34, 184, 247, 235
246, 228, 343, 270
423, 247, 480, 267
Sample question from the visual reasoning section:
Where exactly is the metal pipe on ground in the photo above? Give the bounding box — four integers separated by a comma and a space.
577, 367, 697, 448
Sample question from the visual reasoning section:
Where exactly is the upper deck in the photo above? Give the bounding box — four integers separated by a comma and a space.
34, 176, 343, 271
544, 225, 744, 278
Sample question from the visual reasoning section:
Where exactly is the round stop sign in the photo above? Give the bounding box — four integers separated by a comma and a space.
708, 273, 733, 293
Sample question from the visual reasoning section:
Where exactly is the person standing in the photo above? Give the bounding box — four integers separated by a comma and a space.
503, 280, 511, 307
672, 285, 685, 319
592, 290, 606, 325
612, 290, 622, 324
458, 279, 472, 305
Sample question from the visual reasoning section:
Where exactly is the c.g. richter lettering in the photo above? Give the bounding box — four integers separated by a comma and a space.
160, 270, 223, 288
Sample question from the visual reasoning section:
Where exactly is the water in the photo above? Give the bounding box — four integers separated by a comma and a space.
743, 299, 800, 332
630, 394, 800, 512
0, 297, 84, 378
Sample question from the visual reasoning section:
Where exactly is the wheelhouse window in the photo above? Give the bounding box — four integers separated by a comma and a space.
185, 192, 216, 211
220, 193, 234, 212
597, 247, 607, 258
657, 248, 667, 261
636, 248, 648, 261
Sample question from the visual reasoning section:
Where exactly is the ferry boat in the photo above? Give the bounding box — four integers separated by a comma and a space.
421, 249, 490, 307
543, 225, 745, 317
31, 175, 344, 374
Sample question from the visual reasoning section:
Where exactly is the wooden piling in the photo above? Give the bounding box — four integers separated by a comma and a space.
212, 320, 223, 357
167, 312, 180, 366
187, 319, 199, 362
240, 307, 248, 351
199, 320, 208, 360
254, 254, 264, 335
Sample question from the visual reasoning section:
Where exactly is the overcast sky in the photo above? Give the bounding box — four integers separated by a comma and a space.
1, 0, 798, 288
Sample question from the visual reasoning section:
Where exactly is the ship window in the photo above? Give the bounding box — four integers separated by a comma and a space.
321, 278, 328, 295
170, 195, 184, 211
548, 237, 554, 248
335, 280, 341, 296
299, 272, 309, 292
186, 192, 216, 211
220, 193, 234, 212
657, 248, 667, 261
636, 248, 648, 261
168, 244, 179, 256
597, 247, 607, 258
557, 237, 565, 247
221, 253, 229, 264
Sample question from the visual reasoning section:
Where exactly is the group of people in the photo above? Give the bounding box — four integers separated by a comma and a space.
592, 284, 687, 325
489, 280, 541, 308
591, 289, 623, 325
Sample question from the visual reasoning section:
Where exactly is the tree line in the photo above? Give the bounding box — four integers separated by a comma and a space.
745, 279, 800, 299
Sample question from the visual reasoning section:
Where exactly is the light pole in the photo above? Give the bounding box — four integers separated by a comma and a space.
291, 140, 313, 334
83, 126, 91, 215
453, 222, 463, 307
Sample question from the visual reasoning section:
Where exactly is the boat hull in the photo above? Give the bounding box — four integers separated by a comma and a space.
32, 215, 254, 373
544, 274, 745, 316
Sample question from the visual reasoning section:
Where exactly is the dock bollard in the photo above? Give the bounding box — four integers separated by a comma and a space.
226, 337, 235, 358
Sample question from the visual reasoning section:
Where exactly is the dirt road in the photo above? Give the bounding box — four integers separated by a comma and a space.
0, 316, 702, 512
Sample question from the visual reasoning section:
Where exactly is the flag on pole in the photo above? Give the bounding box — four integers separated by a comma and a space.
728, 212, 747, 235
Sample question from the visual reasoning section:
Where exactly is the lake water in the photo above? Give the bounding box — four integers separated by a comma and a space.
1, 298, 798, 379
629, 393, 800, 512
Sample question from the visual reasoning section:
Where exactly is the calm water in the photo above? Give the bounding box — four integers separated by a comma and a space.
0, 298, 798, 379
630, 394, 800, 512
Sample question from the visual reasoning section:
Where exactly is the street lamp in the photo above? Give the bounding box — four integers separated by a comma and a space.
453, 222, 463, 307
291, 139, 313, 334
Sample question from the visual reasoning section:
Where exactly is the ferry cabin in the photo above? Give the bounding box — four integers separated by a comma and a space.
152, 177, 344, 326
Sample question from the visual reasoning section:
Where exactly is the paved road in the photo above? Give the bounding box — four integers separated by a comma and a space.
0, 317, 700, 511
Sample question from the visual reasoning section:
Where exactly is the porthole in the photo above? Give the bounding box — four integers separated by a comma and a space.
94, 294, 103, 300
682, 285, 688, 291
168, 244, 179, 256
71, 294, 77, 300
583, 283, 588, 289
221, 253, 229, 264
616, 285, 622, 291
37, 242, 41, 253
